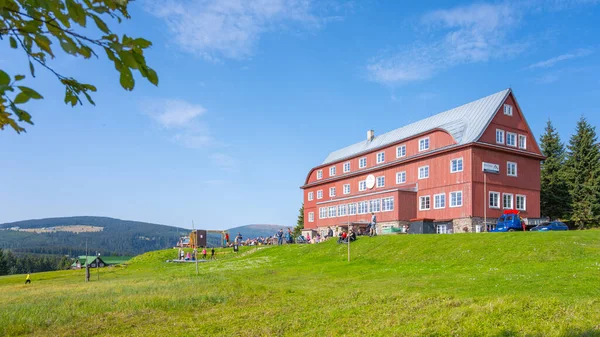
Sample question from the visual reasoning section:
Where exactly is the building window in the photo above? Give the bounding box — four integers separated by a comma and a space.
507, 162, 517, 177
504, 104, 513, 116
489, 192, 500, 209
418, 165, 429, 179
450, 191, 463, 207
382, 197, 394, 211
308, 212, 314, 222
516, 195, 526, 211
328, 206, 337, 218
377, 152, 385, 164
343, 184, 350, 195
343, 162, 351, 173
376, 176, 385, 188
359, 180, 366, 191
450, 158, 463, 173
436, 224, 448, 234
358, 201, 368, 214
519, 135, 527, 149
319, 207, 327, 219
434, 193, 446, 209
396, 145, 406, 158
348, 203, 357, 215
329, 187, 336, 197
496, 129, 504, 144
369, 199, 381, 213
503, 193, 513, 209
359, 157, 367, 169
329, 166, 336, 177
338, 204, 347, 216
396, 171, 406, 184
308, 192, 313, 201
419, 138, 430, 152
506, 132, 517, 147
317, 170, 322, 180
317, 190, 323, 199
419, 196, 431, 210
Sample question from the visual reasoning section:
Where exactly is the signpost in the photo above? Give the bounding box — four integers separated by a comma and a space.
482, 162, 499, 232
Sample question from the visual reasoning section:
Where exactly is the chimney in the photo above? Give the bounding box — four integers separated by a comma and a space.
367, 129, 375, 141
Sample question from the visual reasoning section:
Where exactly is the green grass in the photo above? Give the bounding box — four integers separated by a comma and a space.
1, 232, 600, 337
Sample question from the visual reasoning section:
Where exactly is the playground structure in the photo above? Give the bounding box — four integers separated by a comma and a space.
178, 229, 230, 248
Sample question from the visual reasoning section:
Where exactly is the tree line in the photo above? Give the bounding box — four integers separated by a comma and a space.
540, 117, 600, 228
0, 249, 72, 276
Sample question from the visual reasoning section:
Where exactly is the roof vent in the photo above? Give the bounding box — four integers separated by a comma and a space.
367, 129, 375, 141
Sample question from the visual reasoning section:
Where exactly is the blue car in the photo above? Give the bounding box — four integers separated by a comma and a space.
530, 221, 568, 231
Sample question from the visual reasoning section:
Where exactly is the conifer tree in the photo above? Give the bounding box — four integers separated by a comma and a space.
565, 117, 600, 228
540, 120, 570, 220
293, 203, 304, 237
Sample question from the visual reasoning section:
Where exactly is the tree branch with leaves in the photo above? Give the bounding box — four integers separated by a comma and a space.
0, 0, 158, 133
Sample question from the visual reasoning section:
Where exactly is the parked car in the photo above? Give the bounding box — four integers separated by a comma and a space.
490, 210, 527, 232
530, 221, 569, 231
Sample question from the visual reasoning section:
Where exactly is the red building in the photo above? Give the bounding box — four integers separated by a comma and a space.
300, 89, 544, 235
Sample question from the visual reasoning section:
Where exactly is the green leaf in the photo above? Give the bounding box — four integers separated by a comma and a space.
133, 38, 152, 49
146, 67, 158, 86
60, 39, 78, 55
119, 67, 134, 91
83, 91, 95, 105
118, 50, 138, 69
14, 92, 31, 104
29, 61, 36, 77
9, 37, 17, 49
17, 86, 43, 99
34, 35, 54, 57
66, 0, 87, 27
0, 70, 9, 86
91, 14, 109, 34
14, 75, 25, 81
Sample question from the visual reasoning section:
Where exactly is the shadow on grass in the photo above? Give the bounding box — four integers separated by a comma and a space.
494, 328, 600, 337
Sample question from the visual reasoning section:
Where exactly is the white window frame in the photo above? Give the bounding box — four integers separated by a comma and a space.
376, 176, 385, 188
358, 201, 368, 214
328, 206, 337, 218
396, 171, 406, 184
519, 135, 527, 149
359, 180, 366, 191
506, 132, 517, 147
436, 224, 448, 234
419, 137, 430, 152
376, 151, 385, 164
449, 191, 463, 208
496, 129, 505, 144
516, 194, 526, 211
319, 207, 327, 219
504, 104, 513, 116
343, 162, 351, 173
317, 190, 323, 200
489, 191, 500, 209
329, 187, 336, 197
338, 204, 347, 216
503, 193, 514, 209
450, 158, 463, 173
418, 165, 429, 179
348, 203, 357, 215
434, 193, 446, 209
419, 195, 431, 210
308, 192, 314, 201
507, 161, 517, 177
382, 197, 394, 212
343, 184, 350, 195
316, 170, 322, 180
329, 166, 336, 177
308, 212, 314, 223
369, 199, 381, 213
358, 157, 367, 169
396, 145, 406, 158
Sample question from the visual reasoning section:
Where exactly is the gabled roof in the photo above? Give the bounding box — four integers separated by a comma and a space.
321, 89, 511, 165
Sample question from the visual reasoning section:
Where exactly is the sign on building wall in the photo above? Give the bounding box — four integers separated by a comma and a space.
482, 162, 500, 174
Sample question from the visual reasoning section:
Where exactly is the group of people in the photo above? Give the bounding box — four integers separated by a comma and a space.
177, 247, 215, 261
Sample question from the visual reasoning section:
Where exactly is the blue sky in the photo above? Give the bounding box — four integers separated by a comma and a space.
1, 0, 599, 229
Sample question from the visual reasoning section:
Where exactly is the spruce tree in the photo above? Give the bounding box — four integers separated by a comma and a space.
293, 203, 304, 237
565, 117, 600, 228
540, 120, 570, 220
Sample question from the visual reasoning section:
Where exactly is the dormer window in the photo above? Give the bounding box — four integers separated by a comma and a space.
419, 138, 430, 152
504, 104, 513, 116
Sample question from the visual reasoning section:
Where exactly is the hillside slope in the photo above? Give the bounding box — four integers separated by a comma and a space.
1, 231, 599, 336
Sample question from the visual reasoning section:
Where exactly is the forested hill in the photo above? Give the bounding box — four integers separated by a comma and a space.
0, 216, 187, 257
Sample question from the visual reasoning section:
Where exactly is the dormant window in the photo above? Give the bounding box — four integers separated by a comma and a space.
317, 170, 322, 180
358, 201, 368, 214
507, 162, 517, 177
329, 166, 336, 176
343, 184, 350, 195
382, 197, 394, 211
317, 190, 323, 199
343, 162, 351, 173
348, 203, 357, 215
450, 191, 463, 207
376, 176, 385, 188
419, 138, 430, 151
359, 180, 367, 191
519, 135, 527, 149
496, 129, 505, 144
328, 206, 337, 218
451, 158, 463, 173
396, 145, 406, 158
308, 192, 313, 201
308, 212, 314, 222
503, 193, 513, 209
418, 165, 429, 179
319, 207, 327, 219
376, 152, 385, 164
396, 171, 406, 184
434, 194, 446, 209
504, 104, 513, 116
506, 132, 517, 147
419, 196, 431, 210
489, 192, 500, 208
516, 195, 526, 211
359, 157, 367, 169
329, 187, 336, 197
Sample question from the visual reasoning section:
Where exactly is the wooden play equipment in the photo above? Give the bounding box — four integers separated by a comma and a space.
188, 230, 230, 248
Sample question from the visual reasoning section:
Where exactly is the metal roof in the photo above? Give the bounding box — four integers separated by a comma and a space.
322, 89, 511, 165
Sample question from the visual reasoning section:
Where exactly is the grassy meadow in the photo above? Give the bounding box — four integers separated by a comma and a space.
1, 231, 600, 336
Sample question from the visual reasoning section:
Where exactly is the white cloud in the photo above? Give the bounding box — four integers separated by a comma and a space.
527, 49, 592, 69
210, 153, 237, 171
145, 0, 342, 61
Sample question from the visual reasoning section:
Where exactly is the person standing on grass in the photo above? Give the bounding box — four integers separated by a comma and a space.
276, 229, 284, 245
369, 212, 377, 237
211, 247, 215, 260
25, 273, 31, 284
202, 247, 207, 259
327, 227, 333, 239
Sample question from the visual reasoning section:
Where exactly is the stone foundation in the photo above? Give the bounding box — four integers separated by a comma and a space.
451, 217, 487, 233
